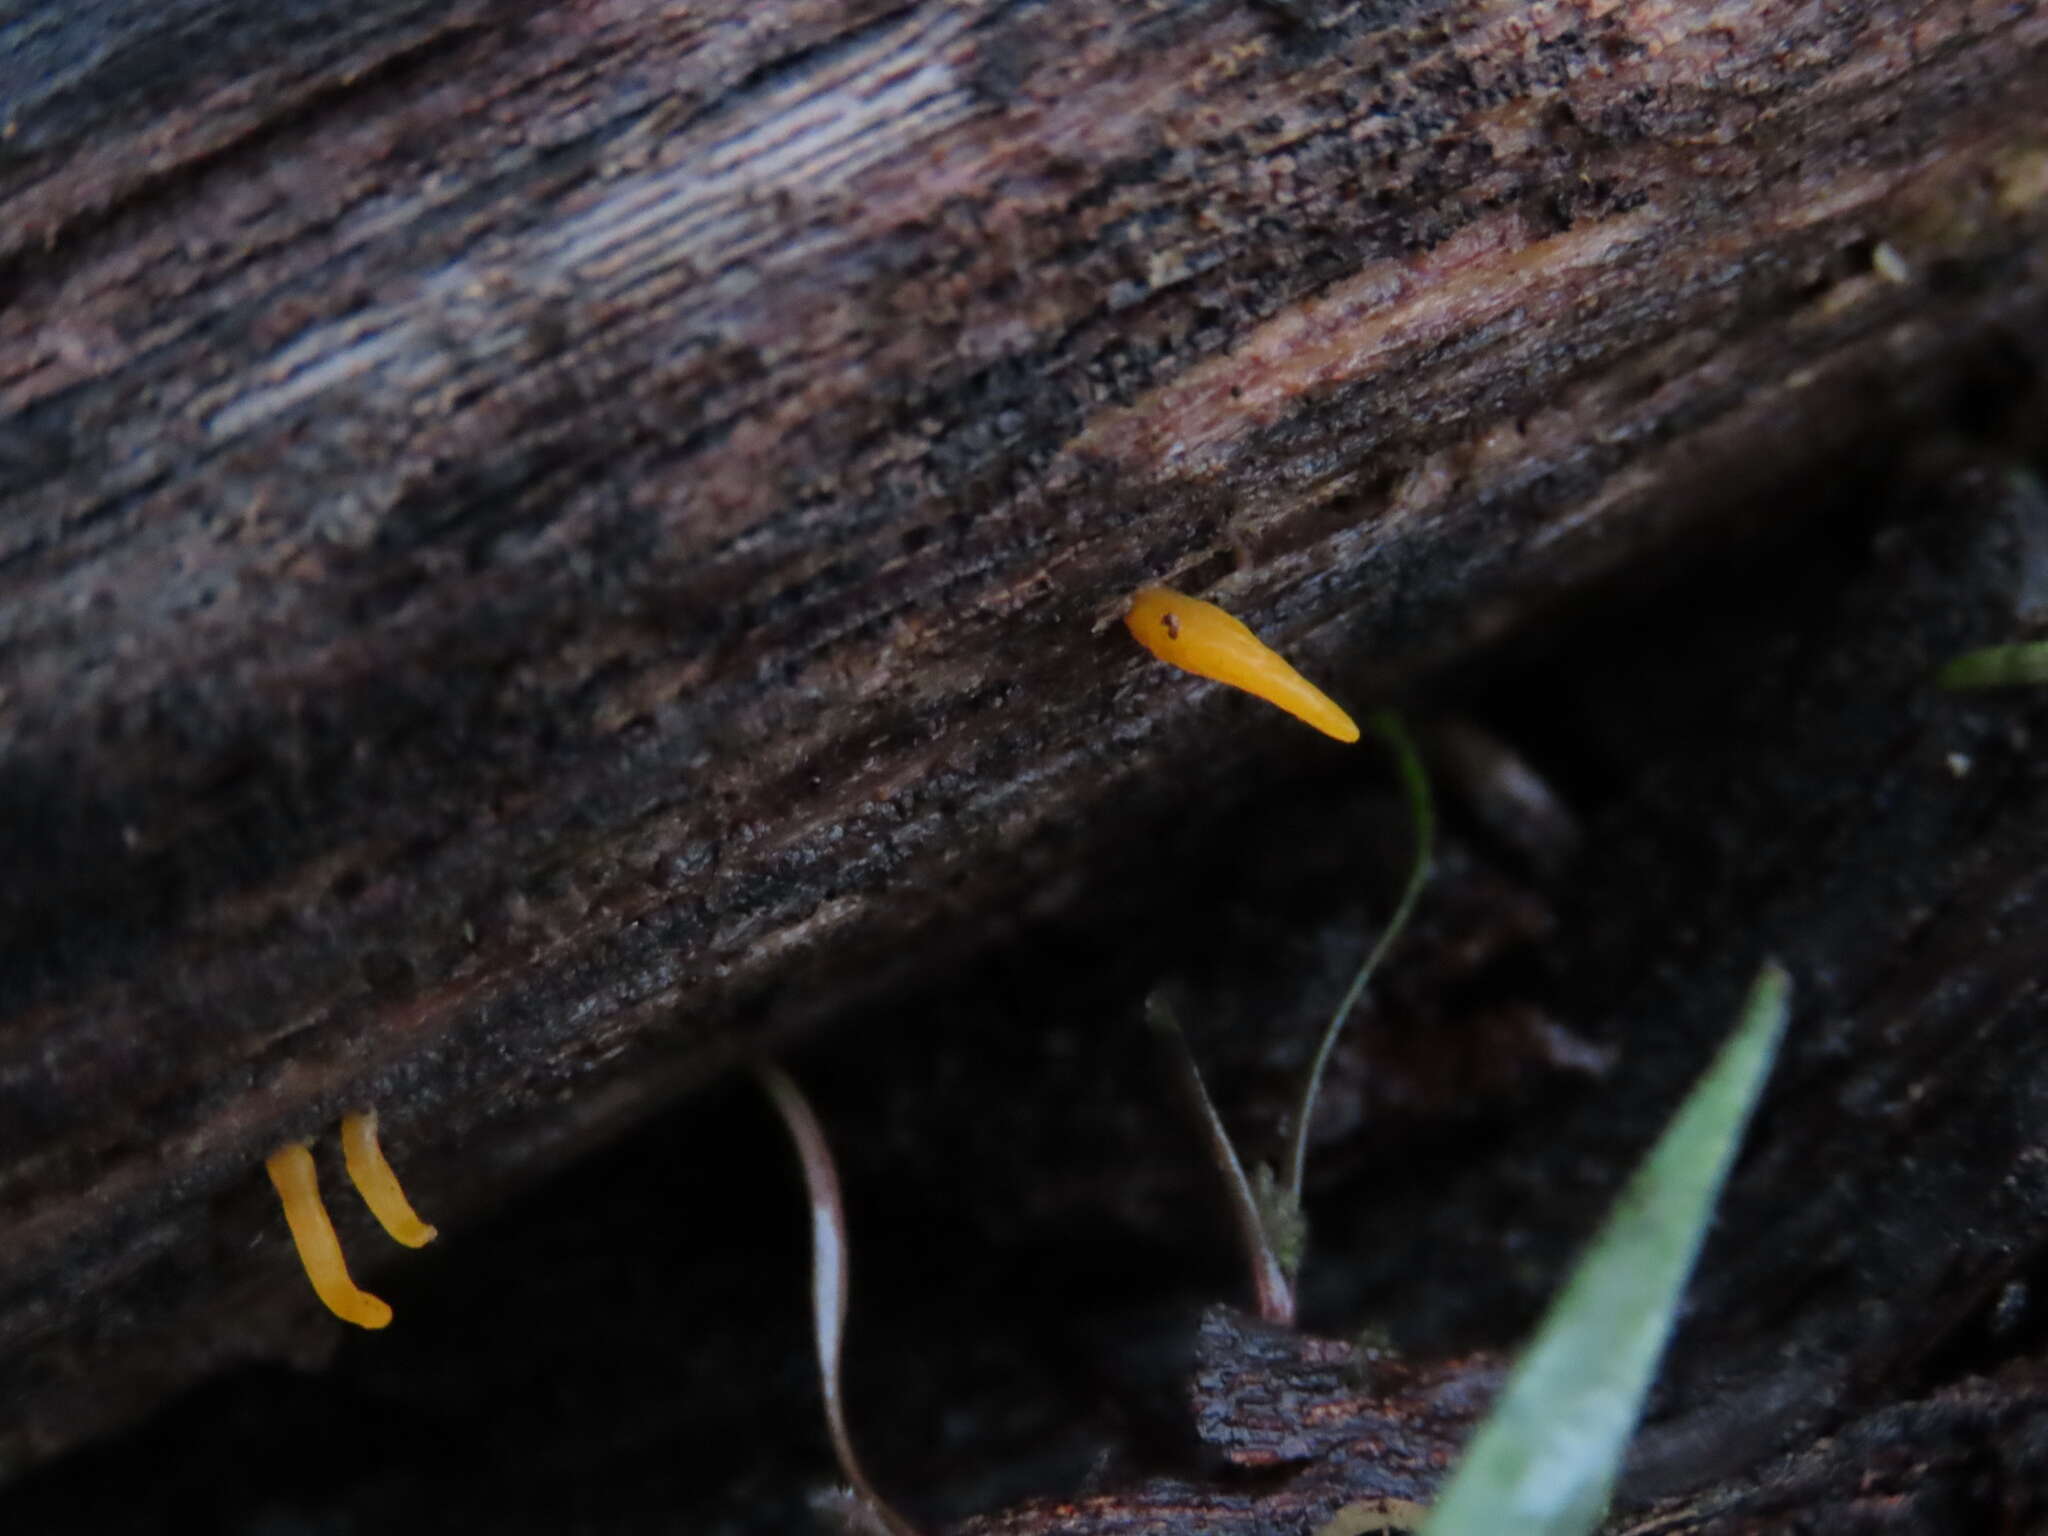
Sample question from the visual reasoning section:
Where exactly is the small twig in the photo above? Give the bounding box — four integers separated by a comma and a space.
1283, 710, 1435, 1211
1147, 993, 1297, 1326
758, 1063, 924, 1536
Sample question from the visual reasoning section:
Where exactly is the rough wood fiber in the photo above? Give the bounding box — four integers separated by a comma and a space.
2, 444, 2047, 1533
1, 0, 2045, 1476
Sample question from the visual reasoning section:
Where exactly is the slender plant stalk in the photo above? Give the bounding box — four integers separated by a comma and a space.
1284, 710, 1435, 1208
758, 1064, 923, 1536
1147, 993, 1297, 1325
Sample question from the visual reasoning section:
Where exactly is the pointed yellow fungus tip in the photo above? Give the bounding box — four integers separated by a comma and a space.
1124, 585, 1361, 744
265, 1143, 394, 1330
341, 1110, 439, 1248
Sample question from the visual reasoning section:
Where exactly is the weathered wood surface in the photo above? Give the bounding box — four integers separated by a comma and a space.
5, 439, 2044, 1533
2, 0, 2046, 1488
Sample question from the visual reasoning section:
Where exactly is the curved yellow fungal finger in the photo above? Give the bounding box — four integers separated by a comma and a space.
340, 1110, 439, 1248
1124, 585, 1361, 744
264, 1143, 394, 1330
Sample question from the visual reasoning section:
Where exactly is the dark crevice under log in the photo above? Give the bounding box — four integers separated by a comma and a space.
2, 0, 2047, 1521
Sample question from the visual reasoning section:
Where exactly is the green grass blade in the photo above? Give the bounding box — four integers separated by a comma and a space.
1422, 962, 1792, 1536
1937, 641, 2048, 690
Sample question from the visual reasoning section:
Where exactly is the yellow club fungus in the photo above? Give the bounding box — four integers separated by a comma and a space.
341, 1110, 440, 1248
267, 1112, 437, 1328
264, 1143, 394, 1330
1124, 585, 1360, 743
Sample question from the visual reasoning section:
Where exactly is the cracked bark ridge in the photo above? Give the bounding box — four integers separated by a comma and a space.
2, 0, 2047, 1478
1189, 1306, 1501, 1473
956, 1308, 1498, 1535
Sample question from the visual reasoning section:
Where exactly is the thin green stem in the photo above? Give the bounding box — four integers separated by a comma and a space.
1283, 710, 1435, 1210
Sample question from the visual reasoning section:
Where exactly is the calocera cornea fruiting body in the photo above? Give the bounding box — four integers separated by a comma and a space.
341, 1110, 439, 1248
265, 1142, 395, 1330
267, 1112, 438, 1328
1124, 585, 1361, 743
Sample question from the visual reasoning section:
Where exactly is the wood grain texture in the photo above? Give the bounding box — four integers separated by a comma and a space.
0, 437, 2045, 1533
2, 0, 2046, 1474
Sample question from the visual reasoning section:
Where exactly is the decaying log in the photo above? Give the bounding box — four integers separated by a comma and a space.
7, 435, 2043, 1533
2, 0, 2046, 1506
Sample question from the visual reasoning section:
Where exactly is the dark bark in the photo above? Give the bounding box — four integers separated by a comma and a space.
6, 427, 2046, 1535
2, 0, 2047, 1524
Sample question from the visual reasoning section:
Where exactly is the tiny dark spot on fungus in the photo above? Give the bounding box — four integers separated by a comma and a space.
1162, 611, 1182, 640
